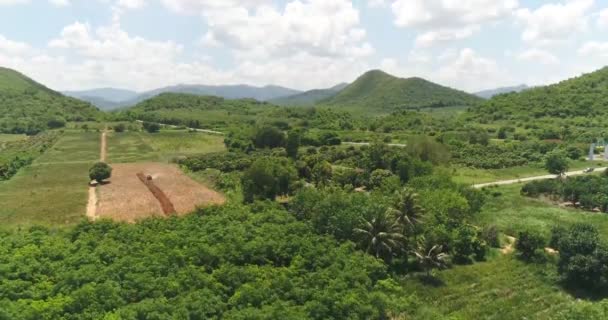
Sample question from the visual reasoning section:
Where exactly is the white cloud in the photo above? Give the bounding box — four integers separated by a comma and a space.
0, 34, 32, 55
516, 0, 595, 46
117, 0, 144, 9
598, 8, 608, 28
160, 0, 271, 13
388, 0, 518, 46
49, 0, 69, 6
517, 48, 560, 65
578, 41, 608, 57
0, 0, 28, 4
437, 48, 512, 91
199, 0, 372, 60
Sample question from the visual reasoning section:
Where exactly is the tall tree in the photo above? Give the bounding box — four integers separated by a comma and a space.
354, 212, 405, 261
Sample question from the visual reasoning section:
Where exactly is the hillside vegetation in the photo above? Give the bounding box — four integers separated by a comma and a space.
322, 70, 482, 111
0, 68, 101, 134
469, 67, 608, 122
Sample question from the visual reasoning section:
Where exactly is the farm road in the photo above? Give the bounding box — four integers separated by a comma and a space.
473, 167, 608, 189
86, 130, 107, 221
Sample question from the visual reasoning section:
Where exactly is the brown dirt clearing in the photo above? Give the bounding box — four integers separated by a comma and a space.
97, 162, 225, 223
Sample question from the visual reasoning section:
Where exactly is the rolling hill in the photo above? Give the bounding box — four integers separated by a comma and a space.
468, 66, 608, 121
270, 83, 348, 106
0, 67, 101, 134
321, 70, 483, 111
474, 85, 529, 99
124, 84, 300, 106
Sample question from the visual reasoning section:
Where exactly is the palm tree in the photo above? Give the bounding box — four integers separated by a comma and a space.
413, 243, 449, 277
388, 188, 424, 232
354, 212, 405, 261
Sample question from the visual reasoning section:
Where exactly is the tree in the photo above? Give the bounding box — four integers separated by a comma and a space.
413, 242, 449, 277
515, 230, 545, 261
89, 162, 112, 183
253, 126, 286, 149
286, 130, 301, 159
142, 122, 160, 133
544, 151, 569, 176
311, 161, 332, 185
556, 224, 608, 291
354, 212, 405, 261
114, 123, 126, 133
388, 188, 424, 230
241, 157, 297, 203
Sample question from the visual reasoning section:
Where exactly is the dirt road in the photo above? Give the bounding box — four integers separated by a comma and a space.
86, 130, 107, 220
473, 167, 608, 189
100, 131, 107, 162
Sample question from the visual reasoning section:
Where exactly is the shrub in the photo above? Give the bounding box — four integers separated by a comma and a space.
142, 122, 161, 133
515, 230, 546, 261
481, 225, 501, 248
241, 157, 297, 203
114, 123, 126, 133
89, 162, 112, 183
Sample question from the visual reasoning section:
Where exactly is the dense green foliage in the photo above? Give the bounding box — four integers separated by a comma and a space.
0, 68, 101, 134
0, 132, 59, 181
522, 173, 608, 212
0, 205, 417, 319
469, 67, 608, 122
554, 224, 608, 293
89, 162, 112, 183
323, 70, 482, 111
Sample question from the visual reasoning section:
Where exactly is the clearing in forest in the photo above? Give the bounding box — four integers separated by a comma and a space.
97, 162, 225, 223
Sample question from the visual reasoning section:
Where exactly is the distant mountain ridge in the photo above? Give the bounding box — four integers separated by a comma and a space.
66, 84, 303, 110
270, 83, 349, 106
321, 70, 483, 111
474, 85, 529, 99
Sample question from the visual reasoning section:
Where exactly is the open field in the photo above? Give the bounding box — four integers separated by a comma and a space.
478, 183, 608, 239
96, 162, 225, 222
106, 131, 225, 163
0, 133, 27, 143
402, 254, 576, 319
0, 132, 99, 228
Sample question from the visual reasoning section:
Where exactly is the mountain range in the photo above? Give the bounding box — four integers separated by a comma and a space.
64, 84, 302, 110
474, 85, 529, 99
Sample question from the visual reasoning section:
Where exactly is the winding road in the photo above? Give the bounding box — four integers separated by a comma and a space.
473, 167, 608, 189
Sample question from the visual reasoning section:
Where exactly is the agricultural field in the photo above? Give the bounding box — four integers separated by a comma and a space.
106, 130, 225, 163
0, 132, 99, 228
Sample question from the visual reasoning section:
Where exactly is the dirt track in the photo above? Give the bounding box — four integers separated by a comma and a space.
86, 130, 107, 220
473, 167, 608, 189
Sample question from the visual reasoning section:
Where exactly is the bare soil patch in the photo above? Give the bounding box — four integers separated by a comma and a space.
137, 172, 176, 215
97, 163, 224, 222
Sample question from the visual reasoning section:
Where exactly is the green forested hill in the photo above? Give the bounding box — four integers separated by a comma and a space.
270, 83, 348, 106
121, 93, 286, 130
0, 67, 101, 134
322, 70, 482, 111
469, 66, 608, 122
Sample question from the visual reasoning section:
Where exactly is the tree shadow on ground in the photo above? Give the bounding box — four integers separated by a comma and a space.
416, 274, 445, 287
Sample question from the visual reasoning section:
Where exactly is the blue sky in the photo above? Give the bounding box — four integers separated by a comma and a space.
0, 0, 606, 92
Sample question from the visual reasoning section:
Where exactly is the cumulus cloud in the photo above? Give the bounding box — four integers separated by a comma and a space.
388, 0, 519, 47
517, 48, 560, 65
437, 48, 512, 91
516, 0, 595, 46
578, 41, 608, 57
598, 8, 608, 28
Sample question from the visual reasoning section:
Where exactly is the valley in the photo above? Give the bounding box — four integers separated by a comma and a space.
2, 65, 608, 318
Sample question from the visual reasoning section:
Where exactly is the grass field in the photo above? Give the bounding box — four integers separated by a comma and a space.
106, 130, 225, 163
0, 133, 27, 143
401, 254, 579, 319
478, 183, 608, 239
0, 132, 99, 228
